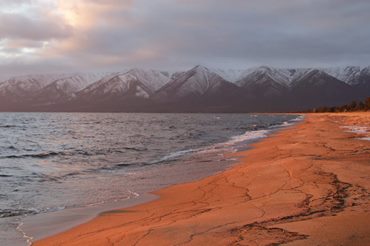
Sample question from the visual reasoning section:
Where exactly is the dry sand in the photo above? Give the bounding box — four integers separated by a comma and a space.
34, 113, 370, 246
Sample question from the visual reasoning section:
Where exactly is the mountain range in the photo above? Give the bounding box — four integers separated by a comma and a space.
0, 65, 369, 112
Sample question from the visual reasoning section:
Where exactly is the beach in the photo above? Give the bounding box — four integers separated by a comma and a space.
34, 113, 370, 246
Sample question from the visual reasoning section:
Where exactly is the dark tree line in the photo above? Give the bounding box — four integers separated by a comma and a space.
308, 97, 370, 113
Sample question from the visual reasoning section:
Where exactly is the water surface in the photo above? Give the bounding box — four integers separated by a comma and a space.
0, 113, 299, 245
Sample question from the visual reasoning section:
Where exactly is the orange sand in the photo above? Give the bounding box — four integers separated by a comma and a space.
35, 113, 370, 246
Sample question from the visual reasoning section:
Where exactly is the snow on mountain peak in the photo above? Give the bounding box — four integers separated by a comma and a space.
80, 69, 170, 98
0, 74, 76, 100
126, 68, 170, 92
323, 66, 361, 85
208, 68, 246, 83
157, 65, 231, 98
0, 74, 62, 93
0, 73, 109, 100
236, 66, 289, 87
47, 73, 107, 94
0, 65, 368, 103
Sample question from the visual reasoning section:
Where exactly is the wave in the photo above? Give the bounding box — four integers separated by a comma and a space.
10, 115, 304, 183
187, 115, 303, 156
122, 147, 148, 152
148, 129, 271, 164
1, 147, 148, 160
224, 129, 269, 146
268, 115, 304, 129
145, 117, 303, 165
36, 162, 148, 182
1, 151, 61, 159
0, 174, 12, 177
0, 208, 38, 218
151, 149, 197, 164
197, 129, 269, 155
291, 115, 305, 122
1, 205, 73, 218
0, 124, 17, 128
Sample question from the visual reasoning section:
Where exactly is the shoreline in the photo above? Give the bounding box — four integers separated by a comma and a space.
35, 113, 370, 245
20, 192, 157, 245
19, 115, 300, 245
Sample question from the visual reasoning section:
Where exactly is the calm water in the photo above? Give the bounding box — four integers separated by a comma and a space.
0, 113, 299, 245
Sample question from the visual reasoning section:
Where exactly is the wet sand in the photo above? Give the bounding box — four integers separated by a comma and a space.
35, 113, 370, 246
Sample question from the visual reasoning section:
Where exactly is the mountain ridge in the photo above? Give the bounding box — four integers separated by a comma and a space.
0, 65, 368, 112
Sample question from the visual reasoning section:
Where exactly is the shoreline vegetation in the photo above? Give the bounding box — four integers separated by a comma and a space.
306, 97, 370, 113
33, 112, 370, 246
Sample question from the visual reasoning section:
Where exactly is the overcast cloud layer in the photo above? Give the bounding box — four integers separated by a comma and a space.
0, 0, 370, 79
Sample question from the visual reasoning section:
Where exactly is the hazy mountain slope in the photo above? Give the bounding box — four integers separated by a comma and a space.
323, 66, 362, 85
153, 65, 243, 112
290, 69, 356, 110
0, 74, 69, 110
237, 67, 290, 97
63, 69, 170, 112
353, 67, 370, 98
209, 68, 246, 83
80, 69, 169, 99
32, 73, 108, 105
0, 74, 63, 99
156, 65, 237, 98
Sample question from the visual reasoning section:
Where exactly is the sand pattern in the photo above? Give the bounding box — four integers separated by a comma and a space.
35, 113, 370, 246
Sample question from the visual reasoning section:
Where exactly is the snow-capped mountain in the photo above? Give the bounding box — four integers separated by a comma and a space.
208, 68, 246, 83
243, 66, 292, 86
0, 65, 368, 112
223, 66, 369, 87
357, 66, 370, 86
33, 73, 108, 104
236, 66, 315, 87
79, 69, 170, 99
289, 69, 355, 110
156, 65, 239, 99
291, 69, 350, 88
52, 73, 108, 94
323, 66, 362, 85
236, 66, 290, 97
152, 65, 243, 112
128, 69, 171, 92
0, 74, 65, 100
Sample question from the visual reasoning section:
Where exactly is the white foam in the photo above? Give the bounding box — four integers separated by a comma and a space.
358, 137, 370, 141
280, 121, 294, 127
226, 129, 269, 146
152, 129, 270, 162
127, 190, 140, 198
291, 115, 305, 122
153, 149, 196, 163
341, 125, 370, 141
269, 116, 304, 129
341, 126, 368, 134
198, 129, 269, 155
153, 117, 302, 162
16, 221, 33, 246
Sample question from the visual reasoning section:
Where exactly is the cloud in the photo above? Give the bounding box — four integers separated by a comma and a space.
0, 0, 31, 6
0, 13, 73, 41
0, 0, 370, 79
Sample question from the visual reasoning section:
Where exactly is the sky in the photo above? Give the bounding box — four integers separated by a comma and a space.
0, 0, 370, 79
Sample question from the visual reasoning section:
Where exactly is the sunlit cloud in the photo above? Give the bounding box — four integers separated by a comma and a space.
0, 0, 369, 80
56, 0, 134, 28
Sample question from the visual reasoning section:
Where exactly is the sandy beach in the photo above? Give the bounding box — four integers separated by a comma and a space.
34, 113, 370, 246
